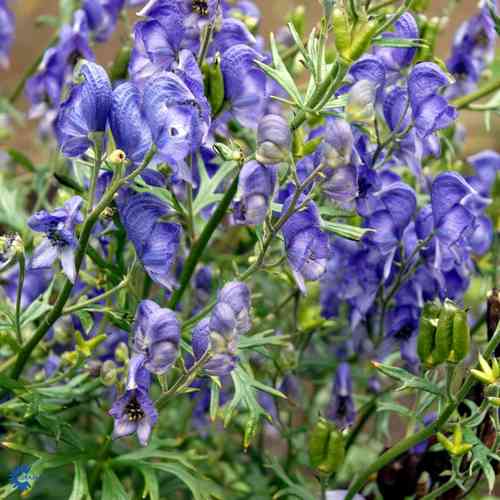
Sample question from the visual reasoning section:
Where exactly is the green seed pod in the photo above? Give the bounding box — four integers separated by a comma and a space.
451, 309, 470, 363
432, 301, 457, 364
347, 19, 378, 62
331, 7, 351, 60
417, 317, 436, 367
202, 56, 225, 116
308, 418, 345, 474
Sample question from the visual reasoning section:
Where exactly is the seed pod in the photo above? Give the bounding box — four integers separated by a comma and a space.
308, 418, 345, 474
202, 56, 225, 116
417, 317, 436, 367
432, 301, 456, 364
347, 19, 378, 62
451, 309, 470, 363
331, 7, 351, 60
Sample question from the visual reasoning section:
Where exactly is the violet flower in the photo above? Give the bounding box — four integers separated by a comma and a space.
326, 362, 356, 429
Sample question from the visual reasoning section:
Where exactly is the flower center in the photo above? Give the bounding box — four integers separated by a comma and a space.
47, 228, 71, 248
125, 397, 144, 422
192, 0, 209, 16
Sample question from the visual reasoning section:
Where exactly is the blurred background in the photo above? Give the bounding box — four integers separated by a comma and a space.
1, 0, 499, 157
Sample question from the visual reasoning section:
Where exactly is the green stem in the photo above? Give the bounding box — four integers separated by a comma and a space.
7, 146, 157, 383
421, 478, 456, 500
452, 77, 500, 109
14, 253, 26, 345
167, 172, 239, 310
87, 137, 104, 218
344, 324, 500, 500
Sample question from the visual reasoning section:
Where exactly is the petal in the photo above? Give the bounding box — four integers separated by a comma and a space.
408, 62, 451, 107
31, 240, 58, 269
59, 245, 77, 283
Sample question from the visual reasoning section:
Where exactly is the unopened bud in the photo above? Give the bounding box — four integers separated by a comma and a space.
101, 359, 118, 386
346, 80, 376, 124
256, 114, 291, 164
115, 342, 129, 364
108, 149, 127, 165
213, 142, 243, 163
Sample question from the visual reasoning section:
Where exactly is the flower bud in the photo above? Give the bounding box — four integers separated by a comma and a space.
308, 418, 345, 474
346, 19, 378, 62
331, 7, 351, 59
115, 341, 129, 364
437, 425, 472, 456
0, 233, 23, 265
108, 149, 127, 165
345, 80, 376, 124
101, 359, 118, 386
203, 55, 225, 117
256, 114, 291, 164
213, 142, 243, 163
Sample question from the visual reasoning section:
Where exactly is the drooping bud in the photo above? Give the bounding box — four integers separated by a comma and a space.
256, 114, 291, 164
345, 80, 376, 124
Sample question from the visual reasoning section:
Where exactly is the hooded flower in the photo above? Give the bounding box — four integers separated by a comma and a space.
256, 114, 291, 164
82, 0, 125, 43
281, 197, 331, 293
192, 281, 251, 376
129, 299, 180, 379
326, 362, 356, 429
109, 363, 158, 446
0, 0, 15, 69
220, 44, 266, 128
233, 160, 277, 225
28, 196, 84, 283
54, 60, 112, 157
143, 69, 210, 182
117, 190, 182, 290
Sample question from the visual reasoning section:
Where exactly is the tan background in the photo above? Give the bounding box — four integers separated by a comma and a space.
1, 0, 498, 156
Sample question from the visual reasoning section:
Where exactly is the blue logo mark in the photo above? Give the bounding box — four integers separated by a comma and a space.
9, 464, 38, 492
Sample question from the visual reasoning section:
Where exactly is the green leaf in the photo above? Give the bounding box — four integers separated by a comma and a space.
237, 330, 291, 350
266, 457, 316, 500
373, 37, 429, 48
111, 448, 198, 470
255, 33, 303, 105
102, 467, 129, 500
150, 463, 222, 500
0, 373, 26, 392
376, 402, 419, 420
322, 221, 373, 241
7, 149, 36, 173
373, 362, 443, 396
287, 22, 316, 77
68, 461, 91, 500
138, 465, 159, 500
0, 175, 28, 234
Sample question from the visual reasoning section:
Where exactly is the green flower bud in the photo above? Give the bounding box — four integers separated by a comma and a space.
203, 55, 225, 117
331, 7, 351, 60
101, 360, 118, 386
308, 418, 345, 474
450, 309, 470, 363
213, 142, 244, 163
115, 342, 129, 364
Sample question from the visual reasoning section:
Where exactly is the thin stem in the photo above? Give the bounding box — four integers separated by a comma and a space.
452, 77, 500, 109
344, 324, 500, 500
185, 181, 196, 244
63, 277, 129, 315
86, 137, 104, 218
196, 0, 220, 66
6, 146, 157, 383
14, 253, 25, 345
421, 478, 456, 500
167, 172, 240, 310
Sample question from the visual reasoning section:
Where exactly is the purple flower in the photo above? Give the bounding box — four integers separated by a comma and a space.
281, 198, 331, 293
130, 299, 180, 376
220, 44, 266, 128
82, 0, 124, 42
0, 0, 15, 69
326, 362, 356, 429
28, 196, 84, 283
192, 281, 251, 376
233, 161, 277, 225
117, 190, 182, 290
109, 82, 153, 164
109, 364, 157, 446
256, 114, 291, 164
2, 266, 52, 310
143, 70, 210, 182
408, 62, 457, 139
55, 61, 112, 157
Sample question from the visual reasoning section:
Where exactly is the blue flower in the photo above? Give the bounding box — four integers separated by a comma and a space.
109, 364, 158, 446
0, 0, 15, 69
143, 70, 210, 182
281, 198, 331, 293
117, 190, 182, 290
130, 299, 180, 377
326, 362, 356, 429
82, 0, 124, 43
192, 281, 251, 376
28, 196, 84, 283
256, 114, 291, 164
233, 160, 277, 225
55, 60, 112, 157
109, 82, 153, 164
